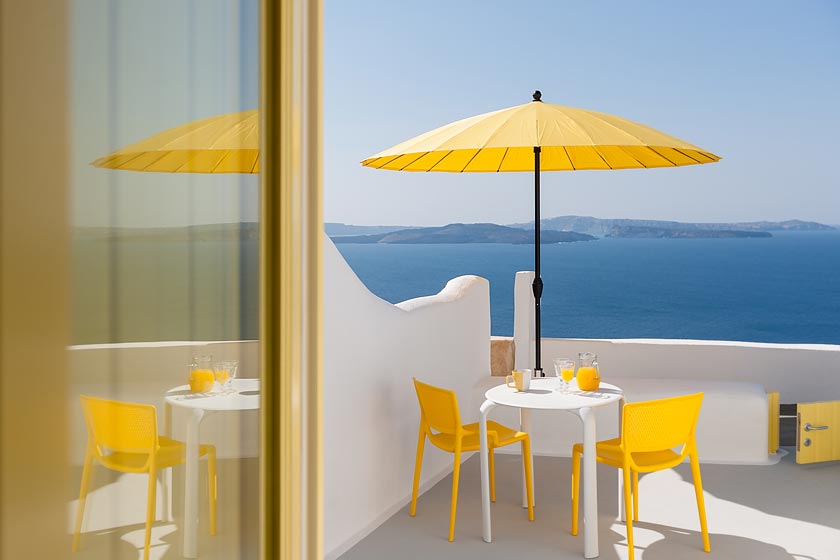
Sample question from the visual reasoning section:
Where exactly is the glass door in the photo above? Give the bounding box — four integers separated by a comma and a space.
69, 2, 261, 558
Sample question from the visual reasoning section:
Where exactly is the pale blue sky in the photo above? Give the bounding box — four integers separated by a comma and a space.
73, 1, 840, 227
324, 0, 840, 226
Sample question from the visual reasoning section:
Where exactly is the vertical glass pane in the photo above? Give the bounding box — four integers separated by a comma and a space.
69, 1, 260, 558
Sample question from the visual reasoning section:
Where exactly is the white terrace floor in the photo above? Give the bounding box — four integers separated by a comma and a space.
339, 451, 840, 560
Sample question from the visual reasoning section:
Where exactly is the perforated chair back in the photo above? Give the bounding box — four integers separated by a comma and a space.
80, 395, 158, 454
621, 392, 703, 454
413, 378, 462, 435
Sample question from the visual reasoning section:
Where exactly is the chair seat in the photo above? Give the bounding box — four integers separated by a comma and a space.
572, 438, 681, 470
429, 420, 526, 453
96, 437, 215, 473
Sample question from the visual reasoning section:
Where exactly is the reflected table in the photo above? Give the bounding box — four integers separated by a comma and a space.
165, 378, 260, 558
479, 378, 624, 558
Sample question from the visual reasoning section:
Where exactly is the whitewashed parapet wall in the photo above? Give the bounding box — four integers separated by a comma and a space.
512, 271, 840, 403
323, 238, 490, 559
504, 270, 840, 464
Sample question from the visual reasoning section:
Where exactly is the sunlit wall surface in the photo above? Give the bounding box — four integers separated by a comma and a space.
69, 1, 260, 559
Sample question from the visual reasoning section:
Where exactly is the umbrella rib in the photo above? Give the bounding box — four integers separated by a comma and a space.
148, 116, 234, 152
562, 146, 577, 170
138, 150, 175, 171
376, 154, 405, 169
210, 151, 231, 173
672, 147, 705, 164
458, 149, 482, 172
586, 113, 651, 147
429, 150, 455, 171
648, 147, 679, 167
616, 146, 649, 169
495, 147, 509, 172
592, 147, 613, 169
249, 153, 259, 173
99, 151, 150, 170
398, 152, 429, 171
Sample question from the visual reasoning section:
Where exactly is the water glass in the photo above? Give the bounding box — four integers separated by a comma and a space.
553, 358, 575, 393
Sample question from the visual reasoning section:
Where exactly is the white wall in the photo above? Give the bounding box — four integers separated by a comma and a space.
539, 338, 840, 404
323, 238, 490, 559
513, 271, 840, 404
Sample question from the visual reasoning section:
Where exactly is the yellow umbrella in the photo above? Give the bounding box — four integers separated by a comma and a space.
362, 91, 721, 375
92, 109, 259, 173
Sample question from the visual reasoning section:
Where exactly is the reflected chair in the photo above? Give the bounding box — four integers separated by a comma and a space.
73, 395, 217, 560
411, 378, 534, 541
571, 392, 710, 560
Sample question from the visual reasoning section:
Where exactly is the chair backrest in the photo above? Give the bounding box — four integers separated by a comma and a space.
621, 392, 704, 454
80, 395, 158, 454
413, 378, 462, 435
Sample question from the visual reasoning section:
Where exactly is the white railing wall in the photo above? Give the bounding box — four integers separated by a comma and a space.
322, 238, 490, 559
513, 271, 840, 403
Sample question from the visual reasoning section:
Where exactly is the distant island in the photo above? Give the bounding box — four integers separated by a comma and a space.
331, 223, 595, 244
75, 222, 260, 242
507, 216, 834, 237
327, 216, 835, 242
606, 226, 772, 239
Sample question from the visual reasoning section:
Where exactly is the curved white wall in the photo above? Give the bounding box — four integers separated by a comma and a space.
323, 238, 490, 558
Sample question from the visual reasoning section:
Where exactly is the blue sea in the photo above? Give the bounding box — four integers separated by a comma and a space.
335, 231, 840, 344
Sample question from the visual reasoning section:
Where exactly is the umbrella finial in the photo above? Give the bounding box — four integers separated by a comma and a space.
532, 90, 542, 102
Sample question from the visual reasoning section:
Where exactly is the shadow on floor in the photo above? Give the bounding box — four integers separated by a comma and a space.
338, 453, 836, 560
671, 449, 840, 530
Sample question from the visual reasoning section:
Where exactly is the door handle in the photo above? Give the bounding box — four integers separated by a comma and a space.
804, 423, 829, 432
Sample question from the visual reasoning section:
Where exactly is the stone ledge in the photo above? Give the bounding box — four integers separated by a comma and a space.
490, 336, 514, 376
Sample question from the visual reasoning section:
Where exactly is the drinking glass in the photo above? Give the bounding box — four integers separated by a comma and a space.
214, 360, 239, 393
553, 358, 576, 393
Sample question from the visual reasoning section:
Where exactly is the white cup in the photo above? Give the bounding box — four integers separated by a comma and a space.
506, 369, 531, 392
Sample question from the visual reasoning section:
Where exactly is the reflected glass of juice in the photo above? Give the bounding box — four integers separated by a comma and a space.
214, 360, 239, 393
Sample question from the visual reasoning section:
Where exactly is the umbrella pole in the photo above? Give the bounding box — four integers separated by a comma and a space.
532, 146, 544, 377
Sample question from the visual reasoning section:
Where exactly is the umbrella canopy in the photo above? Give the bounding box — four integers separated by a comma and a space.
92, 109, 259, 173
362, 91, 720, 375
362, 94, 719, 172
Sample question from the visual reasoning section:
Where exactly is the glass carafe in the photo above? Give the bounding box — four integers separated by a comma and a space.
189, 354, 215, 393
577, 352, 600, 391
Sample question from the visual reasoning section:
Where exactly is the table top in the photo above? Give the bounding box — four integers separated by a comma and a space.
165, 378, 260, 411
485, 378, 623, 410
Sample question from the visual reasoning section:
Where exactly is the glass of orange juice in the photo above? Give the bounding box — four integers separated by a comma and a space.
553, 358, 576, 393
214, 360, 239, 393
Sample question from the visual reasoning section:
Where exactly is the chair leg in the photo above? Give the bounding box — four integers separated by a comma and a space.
208, 448, 217, 536
410, 428, 425, 517
632, 470, 639, 522
145, 466, 157, 560
522, 437, 534, 521
489, 447, 496, 503
690, 451, 711, 552
571, 446, 581, 536
448, 445, 462, 542
72, 451, 95, 552
623, 466, 635, 560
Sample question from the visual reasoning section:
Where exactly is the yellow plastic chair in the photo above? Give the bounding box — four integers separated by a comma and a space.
410, 378, 534, 541
73, 395, 217, 560
571, 392, 710, 560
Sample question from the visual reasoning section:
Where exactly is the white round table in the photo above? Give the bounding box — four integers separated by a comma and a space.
479, 377, 624, 558
164, 378, 260, 558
